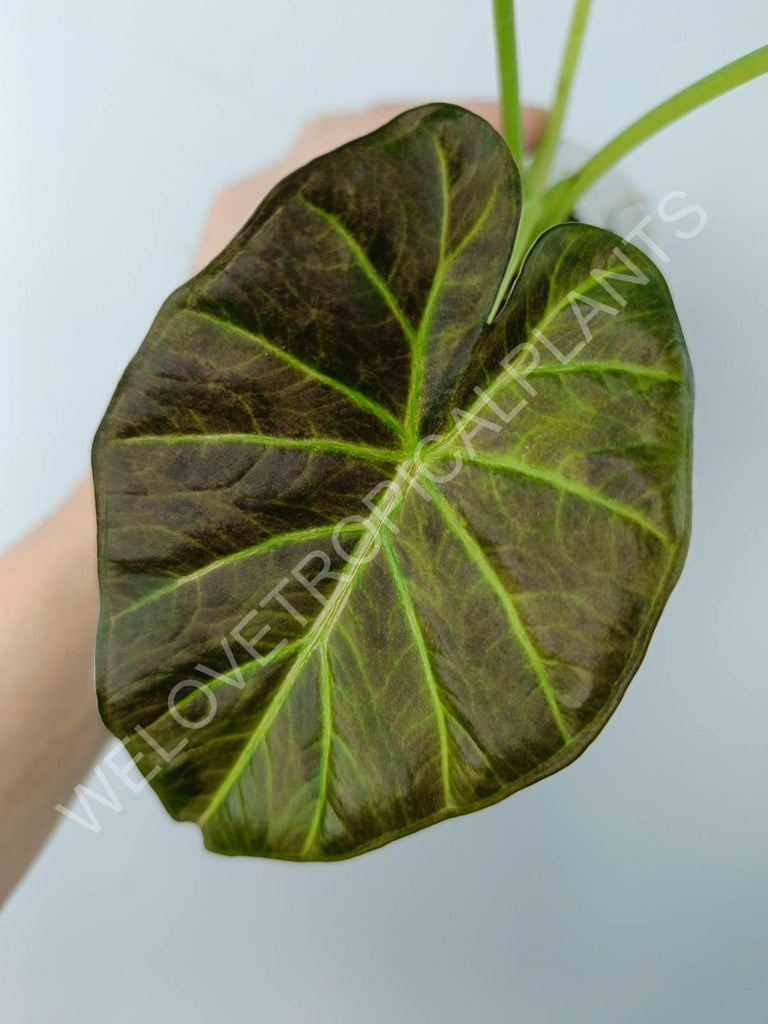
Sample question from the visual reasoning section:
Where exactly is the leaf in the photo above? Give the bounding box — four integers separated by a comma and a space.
93, 104, 693, 860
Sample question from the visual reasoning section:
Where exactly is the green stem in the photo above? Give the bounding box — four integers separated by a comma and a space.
493, 0, 523, 163
526, 0, 592, 197
543, 43, 768, 222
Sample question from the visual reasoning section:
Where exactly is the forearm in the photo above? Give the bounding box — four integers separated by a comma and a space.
0, 477, 106, 903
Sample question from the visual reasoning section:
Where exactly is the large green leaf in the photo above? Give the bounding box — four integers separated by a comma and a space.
93, 104, 693, 860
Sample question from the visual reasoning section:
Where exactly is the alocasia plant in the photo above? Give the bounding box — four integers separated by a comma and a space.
92, 5, 767, 859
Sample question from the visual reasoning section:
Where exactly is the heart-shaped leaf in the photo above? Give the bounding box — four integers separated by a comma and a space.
93, 105, 692, 860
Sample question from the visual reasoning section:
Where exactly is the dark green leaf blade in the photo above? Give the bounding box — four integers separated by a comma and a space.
411, 223, 693, 791
93, 105, 692, 861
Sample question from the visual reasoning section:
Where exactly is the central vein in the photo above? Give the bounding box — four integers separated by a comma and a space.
197, 456, 420, 829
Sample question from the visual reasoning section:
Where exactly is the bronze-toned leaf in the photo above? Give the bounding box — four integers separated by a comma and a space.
93, 105, 692, 859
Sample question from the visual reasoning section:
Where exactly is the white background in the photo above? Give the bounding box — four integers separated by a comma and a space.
2, 2, 767, 1021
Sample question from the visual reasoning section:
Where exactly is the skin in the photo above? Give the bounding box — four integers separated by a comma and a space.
0, 102, 545, 905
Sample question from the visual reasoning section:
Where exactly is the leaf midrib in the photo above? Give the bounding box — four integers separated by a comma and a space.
196, 457, 420, 829
403, 143, 503, 446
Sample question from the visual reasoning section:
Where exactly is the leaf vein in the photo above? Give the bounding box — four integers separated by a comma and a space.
196, 459, 418, 830
115, 432, 402, 462
421, 475, 571, 744
114, 524, 364, 621
187, 308, 404, 438
380, 532, 452, 807
300, 198, 417, 347
301, 643, 334, 854
458, 452, 671, 544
